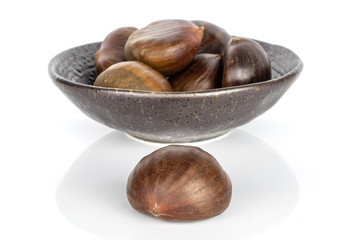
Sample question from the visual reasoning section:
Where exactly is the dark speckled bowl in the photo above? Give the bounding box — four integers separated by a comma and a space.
49, 40, 302, 143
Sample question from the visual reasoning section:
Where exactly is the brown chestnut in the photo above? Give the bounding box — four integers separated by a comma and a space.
222, 37, 272, 87
126, 145, 232, 221
94, 27, 137, 74
93, 61, 172, 92
192, 20, 231, 55
124, 19, 204, 76
169, 53, 222, 91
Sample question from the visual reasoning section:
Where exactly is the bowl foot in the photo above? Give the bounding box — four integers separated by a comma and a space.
125, 130, 230, 144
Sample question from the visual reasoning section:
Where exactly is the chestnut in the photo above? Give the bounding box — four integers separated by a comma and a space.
222, 37, 272, 87
93, 61, 172, 92
94, 27, 137, 74
126, 145, 232, 221
169, 53, 222, 91
192, 20, 231, 55
124, 19, 204, 76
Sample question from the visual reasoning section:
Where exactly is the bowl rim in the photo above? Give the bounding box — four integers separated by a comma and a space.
48, 41, 303, 97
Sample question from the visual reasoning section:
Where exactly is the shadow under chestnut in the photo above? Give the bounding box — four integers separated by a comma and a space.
56, 129, 299, 240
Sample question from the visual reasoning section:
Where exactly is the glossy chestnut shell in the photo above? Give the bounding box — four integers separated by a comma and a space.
126, 145, 232, 221
169, 53, 222, 91
222, 37, 272, 87
94, 61, 172, 92
124, 19, 204, 76
94, 27, 137, 74
192, 20, 231, 55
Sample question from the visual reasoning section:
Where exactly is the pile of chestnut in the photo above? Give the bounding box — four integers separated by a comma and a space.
94, 19, 271, 91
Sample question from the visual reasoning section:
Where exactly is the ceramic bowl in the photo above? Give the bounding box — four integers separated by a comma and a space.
48, 40, 303, 143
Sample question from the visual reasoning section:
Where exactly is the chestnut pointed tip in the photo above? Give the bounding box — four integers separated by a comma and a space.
232, 36, 243, 41
150, 203, 159, 217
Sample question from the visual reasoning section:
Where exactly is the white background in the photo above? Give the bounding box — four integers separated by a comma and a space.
1, 0, 359, 239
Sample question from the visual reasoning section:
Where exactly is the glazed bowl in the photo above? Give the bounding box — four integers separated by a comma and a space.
48, 40, 303, 143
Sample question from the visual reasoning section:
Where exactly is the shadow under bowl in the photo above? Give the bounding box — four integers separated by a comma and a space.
48, 40, 303, 143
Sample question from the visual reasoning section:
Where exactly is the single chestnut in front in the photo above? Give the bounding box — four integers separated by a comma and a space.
126, 145, 232, 221
222, 37, 272, 87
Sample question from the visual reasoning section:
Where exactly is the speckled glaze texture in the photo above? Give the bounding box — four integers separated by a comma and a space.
48, 40, 303, 143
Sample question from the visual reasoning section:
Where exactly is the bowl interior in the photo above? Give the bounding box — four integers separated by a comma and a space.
50, 40, 301, 91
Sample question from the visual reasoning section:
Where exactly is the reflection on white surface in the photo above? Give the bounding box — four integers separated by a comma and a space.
56, 129, 299, 240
